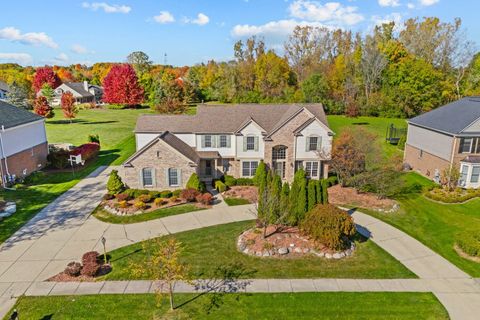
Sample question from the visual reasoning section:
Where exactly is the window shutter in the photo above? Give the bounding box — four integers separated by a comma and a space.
243, 137, 247, 151
214, 135, 219, 148
201, 135, 205, 148
165, 168, 169, 186
254, 136, 259, 151
306, 136, 310, 152
152, 168, 157, 187
317, 136, 322, 151
139, 170, 144, 188
177, 169, 182, 186
226, 135, 231, 148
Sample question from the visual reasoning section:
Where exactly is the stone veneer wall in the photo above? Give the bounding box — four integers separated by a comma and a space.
120, 139, 197, 190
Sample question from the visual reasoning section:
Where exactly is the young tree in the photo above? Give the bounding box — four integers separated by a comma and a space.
307, 179, 317, 211
33, 66, 61, 92
131, 238, 190, 311
102, 64, 144, 106
441, 166, 461, 192
107, 170, 125, 195
33, 96, 54, 118
361, 36, 387, 104
61, 92, 78, 123
288, 169, 307, 225
41, 84, 55, 104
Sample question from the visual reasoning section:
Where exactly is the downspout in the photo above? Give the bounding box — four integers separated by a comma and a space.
449, 135, 457, 170
0, 125, 11, 186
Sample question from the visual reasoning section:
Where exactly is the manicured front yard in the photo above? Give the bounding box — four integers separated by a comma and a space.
224, 197, 251, 206
5, 292, 448, 320
360, 172, 480, 277
104, 221, 415, 280
92, 204, 205, 224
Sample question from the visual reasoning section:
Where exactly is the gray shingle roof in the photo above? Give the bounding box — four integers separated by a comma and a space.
63, 82, 94, 98
0, 101, 43, 129
408, 97, 480, 134
135, 103, 329, 134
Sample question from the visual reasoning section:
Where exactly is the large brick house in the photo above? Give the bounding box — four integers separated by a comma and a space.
404, 97, 480, 188
120, 104, 333, 190
0, 101, 48, 185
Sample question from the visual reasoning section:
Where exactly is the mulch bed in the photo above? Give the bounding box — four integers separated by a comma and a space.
47, 264, 112, 282
223, 186, 258, 203
328, 185, 397, 211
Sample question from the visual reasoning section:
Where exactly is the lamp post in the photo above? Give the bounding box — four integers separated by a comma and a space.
101, 236, 107, 264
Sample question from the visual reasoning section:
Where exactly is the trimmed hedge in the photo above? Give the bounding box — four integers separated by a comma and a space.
236, 178, 254, 186
425, 187, 480, 203
456, 231, 480, 258
186, 173, 206, 192
224, 175, 237, 187
215, 180, 227, 193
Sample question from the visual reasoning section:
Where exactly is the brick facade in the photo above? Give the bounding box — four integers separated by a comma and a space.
1, 142, 48, 181
404, 143, 451, 179
120, 139, 197, 190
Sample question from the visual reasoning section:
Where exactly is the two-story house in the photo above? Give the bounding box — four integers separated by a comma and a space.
50, 81, 103, 105
120, 104, 333, 190
404, 97, 480, 188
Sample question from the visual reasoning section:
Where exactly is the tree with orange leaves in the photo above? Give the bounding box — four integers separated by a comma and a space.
61, 92, 78, 123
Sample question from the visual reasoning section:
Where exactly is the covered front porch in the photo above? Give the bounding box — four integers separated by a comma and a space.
459, 156, 480, 189
197, 151, 223, 182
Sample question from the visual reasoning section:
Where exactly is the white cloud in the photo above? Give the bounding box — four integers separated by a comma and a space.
407, 3, 415, 9
154, 11, 175, 24
420, 0, 439, 6
71, 44, 94, 54
81, 2, 131, 14
0, 53, 33, 65
370, 12, 403, 28
378, 0, 400, 7
191, 13, 210, 26
0, 27, 58, 48
289, 0, 364, 26
54, 53, 69, 63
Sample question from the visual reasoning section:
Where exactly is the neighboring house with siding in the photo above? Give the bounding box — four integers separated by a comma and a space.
0, 81, 9, 101
50, 81, 103, 105
404, 97, 480, 188
0, 101, 48, 185
120, 104, 333, 190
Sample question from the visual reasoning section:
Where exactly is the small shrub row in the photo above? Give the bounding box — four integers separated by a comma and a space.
180, 188, 200, 202
123, 188, 174, 199
425, 187, 480, 203
70, 142, 100, 162
456, 231, 480, 258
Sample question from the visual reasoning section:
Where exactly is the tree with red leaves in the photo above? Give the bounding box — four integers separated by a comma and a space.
34, 96, 54, 118
61, 92, 78, 123
32, 67, 61, 93
102, 64, 144, 106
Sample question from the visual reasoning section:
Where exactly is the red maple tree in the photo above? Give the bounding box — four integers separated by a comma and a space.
33, 67, 61, 92
61, 92, 78, 122
102, 64, 144, 105
34, 96, 55, 118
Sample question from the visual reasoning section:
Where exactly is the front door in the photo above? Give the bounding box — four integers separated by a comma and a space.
205, 160, 213, 177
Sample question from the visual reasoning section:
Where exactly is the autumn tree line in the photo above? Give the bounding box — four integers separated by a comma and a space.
1, 17, 479, 118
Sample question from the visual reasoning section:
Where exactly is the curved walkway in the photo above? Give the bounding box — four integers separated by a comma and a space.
0, 166, 478, 319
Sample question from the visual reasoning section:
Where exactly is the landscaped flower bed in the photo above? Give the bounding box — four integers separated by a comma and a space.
328, 184, 399, 212
223, 186, 258, 204
48, 251, 112, 282
425, 187, 480, 203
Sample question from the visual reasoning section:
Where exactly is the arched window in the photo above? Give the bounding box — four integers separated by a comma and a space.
272, 145, 287, 178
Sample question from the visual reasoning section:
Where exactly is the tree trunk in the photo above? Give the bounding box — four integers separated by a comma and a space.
169, 282, 174, 310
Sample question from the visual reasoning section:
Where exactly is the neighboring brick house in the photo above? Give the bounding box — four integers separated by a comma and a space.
121, 104, 333, 190
0, 101, 48, 185
404, 97, 480, 188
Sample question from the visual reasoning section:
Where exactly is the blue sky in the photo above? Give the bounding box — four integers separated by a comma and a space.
0, 0, 478, 66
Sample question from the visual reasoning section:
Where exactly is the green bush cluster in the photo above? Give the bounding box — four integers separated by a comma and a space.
215, 180, 227, 193
236, 178, 254, 186
224, 175, 237, 187
425, 187, 480, 203
88, 134, 100, 144
186, 173, 206, 193
123, 188, 173, 199
300, 204, 356, 251
456, 231, 480, 258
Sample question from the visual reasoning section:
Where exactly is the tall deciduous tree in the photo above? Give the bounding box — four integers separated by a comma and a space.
127, 51, 152, 75
33, 67, 61, 93
360, 36, 387, 104
102, 64, 144, 106
33, 96, 54, 118
61, 92, 78, 122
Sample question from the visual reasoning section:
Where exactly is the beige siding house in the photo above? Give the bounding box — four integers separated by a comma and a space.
404, 97, 480, 188
121, 104, 333, 190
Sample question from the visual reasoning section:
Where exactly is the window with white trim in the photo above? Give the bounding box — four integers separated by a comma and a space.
219, 135, 228, 148
168, 168, 179, 186
142, 168, 153, 186
204, 135, 212, 148
471, 166, 480, 183
242, 161, 258, 177
307, 136, 320, 151
305, 161, 319, 178
246, 136, 256, 151
460, 165, 469, 185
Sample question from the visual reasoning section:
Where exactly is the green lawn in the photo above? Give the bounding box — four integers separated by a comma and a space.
356, 172, 480, 277
224, 197, 251, 206
6, 292, 448, 320
104, 221, 415, 280
92, 204, 205, 224
327, 115, 407, 160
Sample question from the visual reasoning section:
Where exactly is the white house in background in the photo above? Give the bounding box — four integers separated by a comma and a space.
0, 81, 9, 101
51, 81, 103, 105
0, 101, 48, 185
120, 103, 333, 190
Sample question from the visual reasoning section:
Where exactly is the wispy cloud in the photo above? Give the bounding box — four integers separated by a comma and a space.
154, 11, 175, 24
378, 0, 400, 7
420, 0, 439, 6
71, 44, 94, 54
0, 27, 58, 48
289, 0, 364, 26
0, 53, 33, 65
81, 2, 131, 14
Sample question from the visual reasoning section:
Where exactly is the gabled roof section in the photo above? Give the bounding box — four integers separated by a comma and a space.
62, 82, 94, 98
408, 97, 480, 135
234, 116, 267, 135
0, 101, 43, 129
293, 117, 334, 136
135, 103, 329, 135
123, 131, 199, 166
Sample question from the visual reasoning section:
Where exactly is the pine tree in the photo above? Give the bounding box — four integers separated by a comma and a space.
7, 82, 30, 109
288, 169, 307, 225
307, 179, 317, 211
321, 179, 329, 204
315, 180, 323, 204
297, 173, 308, 222
268, 173, 282, 223
253, 160, 267, 187
107, 170, 125, 195
280, 182, 290, 216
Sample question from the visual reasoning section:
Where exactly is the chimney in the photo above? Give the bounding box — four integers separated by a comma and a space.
83, 81, 89, 91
